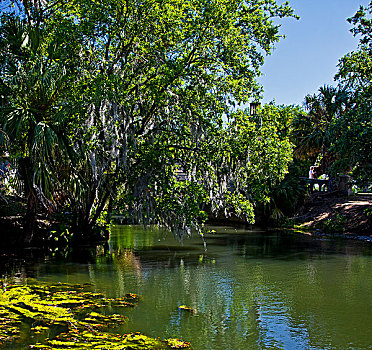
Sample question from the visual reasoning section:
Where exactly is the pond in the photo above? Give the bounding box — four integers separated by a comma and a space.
3, 225, 372, 349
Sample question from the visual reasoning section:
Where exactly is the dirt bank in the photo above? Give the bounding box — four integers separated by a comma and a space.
293, 193, 372, 238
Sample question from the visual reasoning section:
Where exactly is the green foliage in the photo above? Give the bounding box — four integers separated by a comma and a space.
365, 207, 372, 226
332, 2, 372, 184
0, 0, 297, 242
322, 213, 347, 234
243, 104, 305, 221
266, 159, 309, 221
0, 280, 190, 349
329, 101, 372, 184
290, 3, 372, 187
292, 85, 350, 173
200, 104, 295, 223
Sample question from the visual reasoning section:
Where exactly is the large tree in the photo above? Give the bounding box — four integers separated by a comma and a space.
334, 2, 372, 184
0, 0, 297, 243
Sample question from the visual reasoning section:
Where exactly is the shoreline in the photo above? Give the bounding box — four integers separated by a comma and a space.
291, 192, 372, 242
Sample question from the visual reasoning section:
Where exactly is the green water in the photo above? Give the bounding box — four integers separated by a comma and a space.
7, 226, 372, 349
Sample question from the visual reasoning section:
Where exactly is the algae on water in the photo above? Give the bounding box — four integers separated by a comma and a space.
0, 279, 191, 349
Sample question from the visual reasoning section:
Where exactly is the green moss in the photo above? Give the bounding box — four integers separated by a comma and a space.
0, 280, 191, 349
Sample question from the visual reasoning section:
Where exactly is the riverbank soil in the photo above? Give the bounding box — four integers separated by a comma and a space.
293, 193, 372, 236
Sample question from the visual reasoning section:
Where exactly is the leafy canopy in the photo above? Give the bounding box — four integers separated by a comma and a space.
0, 0, 297, 240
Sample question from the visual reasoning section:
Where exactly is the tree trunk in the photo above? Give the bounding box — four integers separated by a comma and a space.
71, 209, 92, 242
24, 189, 39, 244
19, 157, 39, 244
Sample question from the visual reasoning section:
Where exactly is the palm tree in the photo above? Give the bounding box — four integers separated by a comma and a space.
0, 12, 73, 243
293, 85, 349, 176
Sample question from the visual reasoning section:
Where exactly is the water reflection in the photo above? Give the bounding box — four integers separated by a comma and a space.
2, 225, 372, 349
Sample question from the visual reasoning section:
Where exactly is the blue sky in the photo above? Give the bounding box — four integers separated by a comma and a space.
259, 0, 370, 106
